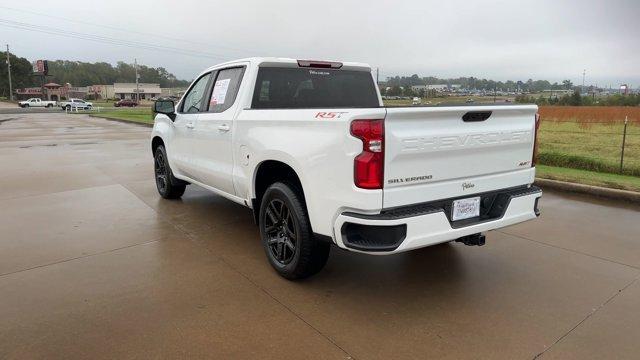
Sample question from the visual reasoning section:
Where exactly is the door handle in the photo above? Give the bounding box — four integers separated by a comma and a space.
185, 122, 195, 129
217, 124, 230, 132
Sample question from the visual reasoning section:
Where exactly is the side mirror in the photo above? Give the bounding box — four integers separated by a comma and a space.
154, 99, 176, 121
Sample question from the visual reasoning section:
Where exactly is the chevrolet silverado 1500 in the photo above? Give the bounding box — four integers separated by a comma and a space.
18, 98, 57, 108
151, 57, 542, 279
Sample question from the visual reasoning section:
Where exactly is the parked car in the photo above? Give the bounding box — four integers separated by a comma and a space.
412, 97, 421, 105
59, 98, 93, 111
151, 57, 542, 279
114, 99, 139, 107
18, 98, 57, 108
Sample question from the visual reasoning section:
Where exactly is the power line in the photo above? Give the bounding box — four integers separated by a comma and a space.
0, 5, 252, 55
0, 18, 237, 60
0, 18, 229, 59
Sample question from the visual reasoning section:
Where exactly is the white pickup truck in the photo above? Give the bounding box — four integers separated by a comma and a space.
18, 98, 57, 108
151, 57, 542, 279
59, 98, 93, 111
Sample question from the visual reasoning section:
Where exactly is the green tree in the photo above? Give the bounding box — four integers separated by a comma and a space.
0, 52, 35, 98
43, 59, 189, 88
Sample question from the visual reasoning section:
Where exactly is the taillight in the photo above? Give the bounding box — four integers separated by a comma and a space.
351, 119, 384, 189
532, 113, 541, 166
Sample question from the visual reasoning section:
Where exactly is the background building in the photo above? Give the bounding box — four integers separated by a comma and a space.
87, 85, 114, 99
113, 83, 161, 100
161, 87, 186, 98
411, 84, 462, 92
16, 83, 70, 101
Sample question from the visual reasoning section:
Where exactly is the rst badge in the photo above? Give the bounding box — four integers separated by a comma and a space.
315, 112, 348, 119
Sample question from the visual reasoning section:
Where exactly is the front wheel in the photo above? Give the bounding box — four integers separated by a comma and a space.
154, 145, 186, 199
259, 182, 330, 280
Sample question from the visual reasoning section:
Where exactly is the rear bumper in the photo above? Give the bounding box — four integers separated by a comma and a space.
333, 185, 542, 254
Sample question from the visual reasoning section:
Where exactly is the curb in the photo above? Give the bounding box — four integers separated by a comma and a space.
535, 178, 640, 204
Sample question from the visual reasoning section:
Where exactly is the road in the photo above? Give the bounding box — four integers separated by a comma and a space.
1, 113, 639, 359
0, 101, 61, 113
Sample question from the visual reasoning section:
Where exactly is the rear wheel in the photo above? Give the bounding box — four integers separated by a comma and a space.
154, 145, 186, 199
46, 104, 53, 108
259, 182, 330, 280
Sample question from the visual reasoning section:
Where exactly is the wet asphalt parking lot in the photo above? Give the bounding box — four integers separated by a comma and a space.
0, 112, 639, 359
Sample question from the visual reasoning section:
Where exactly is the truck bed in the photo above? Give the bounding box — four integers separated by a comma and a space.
382, 104, 538, 208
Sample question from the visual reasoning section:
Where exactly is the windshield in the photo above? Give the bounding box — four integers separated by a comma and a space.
251, 67, 379, 109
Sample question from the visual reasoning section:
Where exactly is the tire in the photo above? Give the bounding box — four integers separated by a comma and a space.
259, 182, 330, 280
65, 105, 71, 111
46, 104, 53, 108
153, 145, 186, 199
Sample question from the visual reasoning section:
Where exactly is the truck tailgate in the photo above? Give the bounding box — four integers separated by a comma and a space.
383, 105, 538, 208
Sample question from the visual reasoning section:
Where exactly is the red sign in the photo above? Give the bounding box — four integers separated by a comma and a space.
16, 87, 42, 94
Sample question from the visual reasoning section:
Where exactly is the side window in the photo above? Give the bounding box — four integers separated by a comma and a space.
181, 73, 212, 113
207, 67, 245, 113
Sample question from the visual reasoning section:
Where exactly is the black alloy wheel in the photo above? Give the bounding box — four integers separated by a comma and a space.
264, 198, 298, 265
153, 145, 186, 199
154, 150, 169, 194
259, 182, 330, 279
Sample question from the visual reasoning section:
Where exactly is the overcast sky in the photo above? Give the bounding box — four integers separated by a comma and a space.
1, 0, 638, 87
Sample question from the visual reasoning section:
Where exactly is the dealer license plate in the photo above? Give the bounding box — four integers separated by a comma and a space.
452, 197, 481, 221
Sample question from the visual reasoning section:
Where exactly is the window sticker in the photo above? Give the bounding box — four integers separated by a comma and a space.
210, 78, 231, 106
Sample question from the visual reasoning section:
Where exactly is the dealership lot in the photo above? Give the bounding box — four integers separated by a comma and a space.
0, 113, 638, 359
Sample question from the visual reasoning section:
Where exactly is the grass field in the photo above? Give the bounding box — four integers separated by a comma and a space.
539, 106, 640, 123
536, 165, 640, 192
537, 107, 640, 177
89, 108, 154, 125
91, 100, 153, 108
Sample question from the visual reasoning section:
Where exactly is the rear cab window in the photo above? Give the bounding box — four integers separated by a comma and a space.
207, 67, 245, 113
251, 67, 379, 109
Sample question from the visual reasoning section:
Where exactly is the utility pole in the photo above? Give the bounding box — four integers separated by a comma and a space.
582, 69, 586, 94
134, 58, 140, 102
5, 44, 13, 101
376, 67, 379, 84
